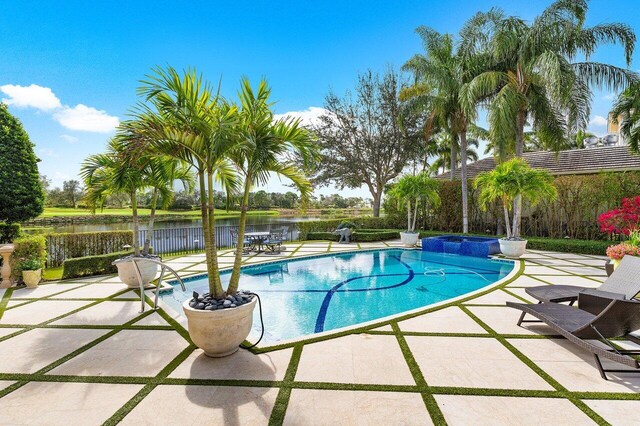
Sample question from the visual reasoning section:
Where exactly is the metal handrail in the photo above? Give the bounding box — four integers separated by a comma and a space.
113, 257, 186, 313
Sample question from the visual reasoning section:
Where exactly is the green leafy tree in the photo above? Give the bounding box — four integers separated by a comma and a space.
310, 69, 423, 217
0, 104, 44, 223
611, 83, 640, 152
388, 172, 440, 232
62, 180, 83, 208
475, 158, 557, 239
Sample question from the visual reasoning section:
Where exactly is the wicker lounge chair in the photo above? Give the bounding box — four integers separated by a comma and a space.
507, 292, 640, 380
525, 255, 640, 304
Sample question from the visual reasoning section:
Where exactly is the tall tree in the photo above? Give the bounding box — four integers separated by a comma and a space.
310, 69, 422, 217
402, 27, 482, 232
62, 180, 83, 208
0, 104, 44, 223
461, 0, 636, 236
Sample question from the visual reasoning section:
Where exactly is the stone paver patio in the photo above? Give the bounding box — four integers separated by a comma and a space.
0, 240, 639, 425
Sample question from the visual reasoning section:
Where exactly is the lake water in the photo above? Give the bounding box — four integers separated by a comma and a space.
51, 215, 320, 233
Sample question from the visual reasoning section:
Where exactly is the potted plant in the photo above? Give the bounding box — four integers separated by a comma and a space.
81, 137, 193, 288
389, 172, 440, 247
475, 158, 557, 258
18, 258, 43, 288
598, 198, 640, 275
134, 70, 315, 356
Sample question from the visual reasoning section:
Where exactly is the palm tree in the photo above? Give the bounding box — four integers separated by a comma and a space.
129, 67, 242, 298
475, 158, 557, 239
81, 137, 191, 256
461, 0, 636, 236
611, 83, 640, 152
429, 132, 479, 175
226, 79, 316, 294
402, 26, 483, 233
388, 172, 440, 233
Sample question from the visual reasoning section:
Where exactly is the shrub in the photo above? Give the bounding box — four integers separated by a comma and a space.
297, 217, 392, 239
46, 230, 134, 267
62, 250, 134, 279
0, 104, 45, 223
525, 237, 610, 255
0, 222, 21, 244
306, 229, 401, 242
11, 234, 47, 277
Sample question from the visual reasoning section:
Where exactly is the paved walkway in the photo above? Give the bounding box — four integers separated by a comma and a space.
0, 240, 638, 425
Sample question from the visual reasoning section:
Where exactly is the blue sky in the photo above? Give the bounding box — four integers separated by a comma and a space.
0, 0, 636, 199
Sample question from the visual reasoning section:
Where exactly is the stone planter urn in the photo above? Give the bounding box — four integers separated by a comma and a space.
22, 269, 42, 288
183, 297, 257, 357
0, 244, 15, 289
400, 232, 420, 247
499, 238, 528, 258
116, 258, 159, 289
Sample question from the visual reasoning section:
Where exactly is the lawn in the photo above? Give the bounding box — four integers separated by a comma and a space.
39, 207, 279, 219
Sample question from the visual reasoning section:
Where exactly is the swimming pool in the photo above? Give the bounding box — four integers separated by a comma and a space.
161, 249, 514, 344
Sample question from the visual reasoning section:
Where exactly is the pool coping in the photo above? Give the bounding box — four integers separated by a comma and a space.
154, 247, 522, 352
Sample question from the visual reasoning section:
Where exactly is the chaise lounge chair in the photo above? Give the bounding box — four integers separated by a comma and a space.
507, 292, 640, 380
525, 255, 640, 304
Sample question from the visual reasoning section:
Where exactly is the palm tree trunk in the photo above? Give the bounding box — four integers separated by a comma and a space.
228, 175, 252, 295
412, 199, 418, 232
460, 131, 469, 234
206, 171, 224, 298
449, 141, 457, 180
407, 200, 412, 231
512, 109, 526, 238
502, 198, 512, 239
143, 189, 158, 254
131, 191, 140, 256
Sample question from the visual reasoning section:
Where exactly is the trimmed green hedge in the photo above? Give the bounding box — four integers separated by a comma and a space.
47, 230, 134, 267
0, 222, 21, 244
526, 237, 610, 255
297, 217, 394, 239
62, 250, 134, 279
306, 229, 401, 242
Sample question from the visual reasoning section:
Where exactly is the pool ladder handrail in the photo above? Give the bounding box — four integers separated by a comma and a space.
112, 257, 186, 313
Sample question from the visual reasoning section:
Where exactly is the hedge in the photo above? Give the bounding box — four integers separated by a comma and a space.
0, 222, 21, 244
306, 229, 400, 242
297, 217, 394, 239
62, 250, 134, 279
526, 237, 610, 255
11, 234, 47, 278
46, 230, 134, 267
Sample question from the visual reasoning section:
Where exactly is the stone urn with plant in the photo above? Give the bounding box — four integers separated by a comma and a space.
475, 158, 557, 258
389, 172, 440, 247
598, 196, 640, 275
131, 69, 315, 357
18, 258, 43, 288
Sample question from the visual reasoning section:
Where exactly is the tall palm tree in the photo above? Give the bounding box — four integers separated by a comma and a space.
226, 79, 316, 294
402, 26, 482, 233
429, 132, 479, 175
129, 67, 242, 298
461, 0, 636, 236
611, 83, 640, 152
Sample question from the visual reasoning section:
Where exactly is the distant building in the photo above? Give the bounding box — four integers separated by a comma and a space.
608, 112, 625, 144
436, 145, 640, 180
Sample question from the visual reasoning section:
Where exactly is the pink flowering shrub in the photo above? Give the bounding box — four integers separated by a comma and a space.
606, 243, 640, 260
598, 196, 640, 235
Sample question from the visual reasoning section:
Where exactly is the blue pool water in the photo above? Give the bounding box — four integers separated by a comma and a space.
161, 249, 514, 343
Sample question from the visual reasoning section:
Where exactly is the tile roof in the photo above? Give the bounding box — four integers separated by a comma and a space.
436, 145, 640, 179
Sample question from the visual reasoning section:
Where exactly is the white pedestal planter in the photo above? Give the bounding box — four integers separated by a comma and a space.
183, 297, 257, 357
0, 244, 15, 288
116, 259, 159, 289
499, 239, 528, 258
22, 269, 42, 288
400, 232, 420, 247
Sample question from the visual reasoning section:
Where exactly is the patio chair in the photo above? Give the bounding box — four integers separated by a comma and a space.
525, 255, 640, 305
230, 229, 253, 254
507, 292, 640, 380
264, 231, 284, 254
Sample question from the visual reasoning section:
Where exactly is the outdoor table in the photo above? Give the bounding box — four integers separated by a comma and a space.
245, 232, 271, 252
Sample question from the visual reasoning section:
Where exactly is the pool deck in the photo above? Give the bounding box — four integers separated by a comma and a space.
0, 240, 638, 425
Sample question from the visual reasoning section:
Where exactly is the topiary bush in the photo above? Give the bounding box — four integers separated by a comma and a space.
11, 234, 46, 277
0, 104, 45, 223
62, 250, 134, 279
0, 222, 21, 244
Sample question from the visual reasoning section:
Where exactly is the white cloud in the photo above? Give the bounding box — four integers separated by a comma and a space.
0, 84, 62, 111
1, 83, 119, 133
53, 104, 119, 133
274, 106, 330, 128
60, 134, 79, 143
38, 148, 59, 159
589, 115, 608, 127
603, 93, 616, 101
